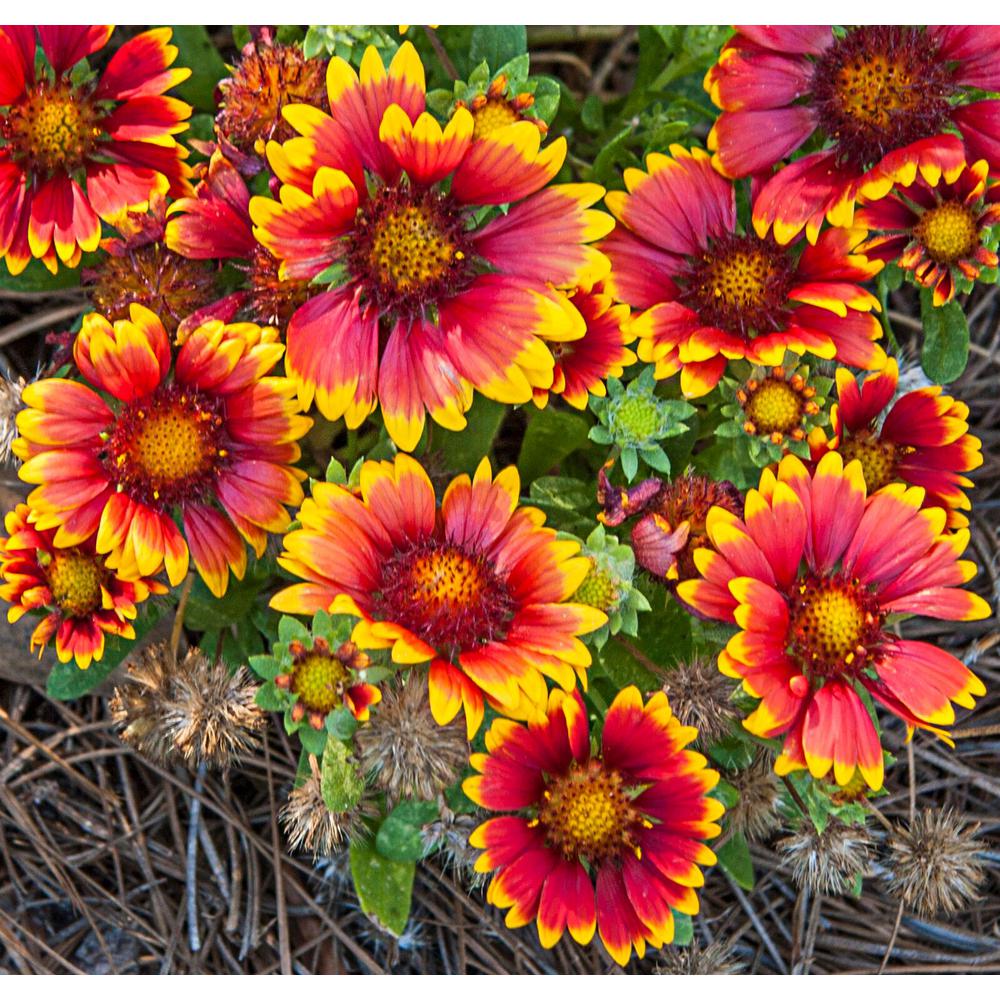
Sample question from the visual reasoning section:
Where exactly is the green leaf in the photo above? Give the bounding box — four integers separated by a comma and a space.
517, 407, 590, 483
325, 706, 359, 741
708, 736, 754, 771
255, 680, 286, 712
320, 738, 365, 811
46, 603, 164, 701
170, 26, 228, 112
350, 840, 416, 937
376, 799, 440, 861
434, 395, 505, 475
184, 566, 269, 631
298, 723, 327, 756
716, 831, 755, 890
671, 911, 694, 947
920, 289, 970, 383
468, 25, 527, 71
278, 614, 310, 644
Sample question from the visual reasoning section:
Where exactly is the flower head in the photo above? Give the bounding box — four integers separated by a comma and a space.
248, 42, 613, 450
660, 656, 740, 748
0, 372, 26, 463
110, 644, 265, 769
598, 466, 743, 585
857, 160, 1000, 305
215, 29, 328, 160
13, 305, 311, 597
271, 454, 606, 737
705, 26, 1000, 244
0, 502, 165, 669
0, 26, 191, 274
589, 368, 695, 480
810, 359, 983, 528
455, 71, 550, 141
778, 818, 874, 895
656, 938, 745, 975
465, 686, 723, 966
568, 524, 650, 649
677, 452, 991, 790
355, 669, 468, 807
603, 146, 886, 397
252, 611, 382, 740
719, 358, 831, 468
533, 284, 635, 410
84, 194, 220, 335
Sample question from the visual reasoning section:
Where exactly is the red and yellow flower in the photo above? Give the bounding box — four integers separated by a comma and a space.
809, 359, 983, 529
603, 145, 885, 398
677, 452, 991, 790
165, 151, 317, 328
0, 25, 192, 274
249, 41, 613, 450
465, 686, 723, 966
533, 284, 635, 410
270, 454, 607, 737
705, 25, 1000, 244
12, 305, 311, 598
0, 503, 166, 669
856, 160, 1000, 306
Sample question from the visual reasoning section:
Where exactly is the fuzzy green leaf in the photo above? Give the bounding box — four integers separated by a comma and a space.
920, 290, 969, 383
320, 738, 365, 811
376, 799, 440, 862
468, 25, 527, 71
350, 840, 416, 937
717, 831, 755, 890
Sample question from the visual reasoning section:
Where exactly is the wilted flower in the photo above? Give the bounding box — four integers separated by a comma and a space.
355, 670, 468, 807
778, 818, 875, 895
726, 756, 782, 842
883, 808, 986, 916
0, 374, 26, 463
660, 656, 740, 748
111, 644, 265, 769
656, 938, 746, 975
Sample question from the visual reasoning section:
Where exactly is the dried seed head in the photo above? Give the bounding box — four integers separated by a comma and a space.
355, 671, 469, 808
422, 811, 487, 890
778, 819, 875, 895
656, 938, 746, 975
726, 755, 781, 842
660, 656, 740, 747
110, 644, 264, 770
0, 374, 26, 464
883, 807, 986, 916
281, 755, 374, 859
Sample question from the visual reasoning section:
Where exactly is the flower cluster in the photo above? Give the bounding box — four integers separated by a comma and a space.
0, 22, 994, 969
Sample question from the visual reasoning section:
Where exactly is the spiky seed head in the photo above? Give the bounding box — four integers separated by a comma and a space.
777, 819, 875, 895
660, 656, 740, 747
726, 755, 781, 842
355, 671, 469, 808
422, 811, 487, 890
883, 807, 986, 916
110, 644, 264, 770
0, 374, 26, 464
281, 754, 374, 859
656, 938, 746, 975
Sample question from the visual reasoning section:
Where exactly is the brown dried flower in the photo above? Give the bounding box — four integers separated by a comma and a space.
355, 671, 469, 808
778, 819, 875, 895
281, 754, 373, 858
883, 808, 986, 916
660, 656, 740, 747
656, 938, 746, 975
110, 644, 264, 769
726, 755, 781, 842
0, 373, 26, 464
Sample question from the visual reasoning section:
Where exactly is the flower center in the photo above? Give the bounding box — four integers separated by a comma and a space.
3, 82, 102, 175
106, 385, 225, 511
839, 432, 897, 493
471, 98, 520, 139
681, 233, 794, 337
538, 760, 643, 865
657, 475, 743, 582
572, 560, 620, 613
373, 541, 516, 656
789, 575, 884, 678
290, 652, 349, 715
42, 548, 103, 618
610, 395, 662, 441
743, 378, 804, 435
913, 201, 980, 265
246, 245, 314, 327
811, 26, 954, 171
348, 185, 474, 316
